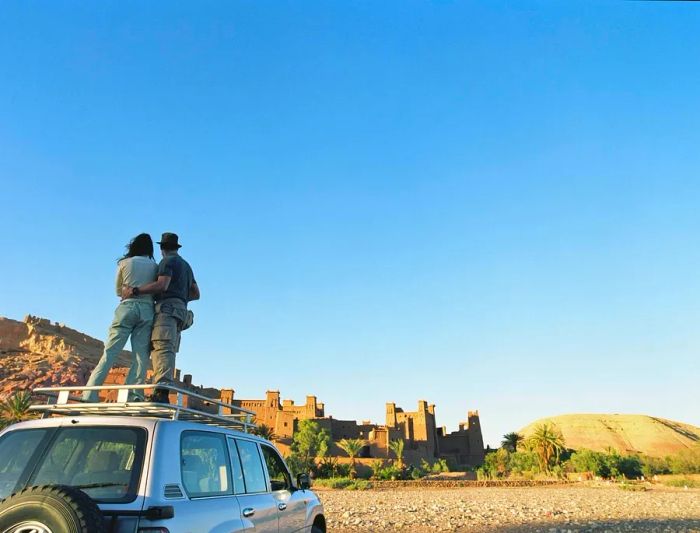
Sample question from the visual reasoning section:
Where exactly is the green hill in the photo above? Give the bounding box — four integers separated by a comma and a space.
519, 414, 700, 458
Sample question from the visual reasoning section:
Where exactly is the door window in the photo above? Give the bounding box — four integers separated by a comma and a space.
261, 445, 291, 491
181, 431, 232, 498
234, 439, 267, 493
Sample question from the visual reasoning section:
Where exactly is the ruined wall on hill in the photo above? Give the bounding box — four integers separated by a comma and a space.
0, 315, 131, 398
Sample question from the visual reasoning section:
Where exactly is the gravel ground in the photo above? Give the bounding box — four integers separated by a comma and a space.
317, 484, 700, 532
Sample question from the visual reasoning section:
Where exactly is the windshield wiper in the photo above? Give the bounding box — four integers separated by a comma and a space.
72, 482, 125, 489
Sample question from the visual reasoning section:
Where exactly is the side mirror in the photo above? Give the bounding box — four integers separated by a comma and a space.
297, 473, 311, 490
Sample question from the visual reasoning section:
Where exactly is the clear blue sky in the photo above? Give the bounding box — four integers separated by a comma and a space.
1, 1, 698, 447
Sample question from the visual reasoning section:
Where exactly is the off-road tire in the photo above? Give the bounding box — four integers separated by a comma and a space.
0, 485, 105, 533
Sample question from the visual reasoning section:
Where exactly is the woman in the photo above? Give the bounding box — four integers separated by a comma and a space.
83, 233, 158, 402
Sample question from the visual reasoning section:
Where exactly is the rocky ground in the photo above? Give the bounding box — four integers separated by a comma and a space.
317, 484, 700, 532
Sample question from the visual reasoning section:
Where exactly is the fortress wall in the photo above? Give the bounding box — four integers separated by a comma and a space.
0, 317, 29, 351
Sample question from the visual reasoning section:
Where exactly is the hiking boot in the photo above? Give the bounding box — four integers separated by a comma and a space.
147, 389, 170, 404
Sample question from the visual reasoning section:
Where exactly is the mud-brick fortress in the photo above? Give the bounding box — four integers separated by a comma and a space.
221, 389, 485, 468
0, 315, 485, 468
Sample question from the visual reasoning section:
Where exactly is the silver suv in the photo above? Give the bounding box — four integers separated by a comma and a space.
0, 385, 326, 533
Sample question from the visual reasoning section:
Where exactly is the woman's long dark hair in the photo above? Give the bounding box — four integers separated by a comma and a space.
120, 233, 154, 261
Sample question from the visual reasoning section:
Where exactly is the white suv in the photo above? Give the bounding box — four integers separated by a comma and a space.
0, 385, 326, 533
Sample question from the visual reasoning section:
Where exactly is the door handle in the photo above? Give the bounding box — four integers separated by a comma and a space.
242, 507, 255, 518
278, 503, 287, 511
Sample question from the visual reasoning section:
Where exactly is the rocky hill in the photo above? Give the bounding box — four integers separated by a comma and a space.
0, 315, 221, 400
0, 315, 133, 398
520, 414, 700, 458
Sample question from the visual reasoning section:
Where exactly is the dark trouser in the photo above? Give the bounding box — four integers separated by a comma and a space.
151, 299, 187, 384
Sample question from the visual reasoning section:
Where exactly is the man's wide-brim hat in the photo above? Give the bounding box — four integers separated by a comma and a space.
157, 232, 182, 249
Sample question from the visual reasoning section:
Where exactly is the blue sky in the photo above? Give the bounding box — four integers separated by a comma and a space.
1, 1, 699, 447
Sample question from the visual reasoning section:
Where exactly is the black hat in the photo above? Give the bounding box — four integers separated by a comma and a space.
157, 232, 182, 249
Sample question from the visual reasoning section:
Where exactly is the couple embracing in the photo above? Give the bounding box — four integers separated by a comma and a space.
83, 232, 200, 404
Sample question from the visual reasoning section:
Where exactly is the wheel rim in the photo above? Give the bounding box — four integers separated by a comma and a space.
4, 522, 53, 533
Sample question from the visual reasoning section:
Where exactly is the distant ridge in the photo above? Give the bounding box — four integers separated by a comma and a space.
520, 414, 700, 458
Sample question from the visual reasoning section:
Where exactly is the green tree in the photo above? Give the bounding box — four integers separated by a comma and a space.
527, 423, 565, 472
252, 423, 277, 441
290, 420, 330, 475
388, 439, 405, 469
508, 450, 540, 475
640, 455, 670, 477
568, 449, 608, 477
479, 448, 511, 478
0, 391, 34, 428
337, 438, 365, 479
501, 432, 524, 453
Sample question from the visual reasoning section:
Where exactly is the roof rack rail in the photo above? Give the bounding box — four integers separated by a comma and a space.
30, 384, 257, 432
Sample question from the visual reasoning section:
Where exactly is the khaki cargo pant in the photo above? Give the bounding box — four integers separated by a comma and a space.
151, 299, 188, 384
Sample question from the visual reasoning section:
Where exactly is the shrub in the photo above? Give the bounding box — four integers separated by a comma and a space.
314, 456, 351, 479
640, 456, 670, 477
668, 446, 700, 475
616, 455, 643, 479
568, 449, 644, 479
619, 481, 647, 492
372, 463, 405, 480
312, 477, 372, 490
662, 477, 700, 489
312, 477, 353, 489
346, 479, 371, 490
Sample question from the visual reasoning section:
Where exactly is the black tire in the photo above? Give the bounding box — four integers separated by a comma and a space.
311, 515, 326, 533
0, 485, 105, 533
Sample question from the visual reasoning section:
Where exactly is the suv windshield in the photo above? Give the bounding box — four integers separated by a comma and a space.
9, 426, 148, 503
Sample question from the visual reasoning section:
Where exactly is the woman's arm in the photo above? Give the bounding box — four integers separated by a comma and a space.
115, 262, 124, 297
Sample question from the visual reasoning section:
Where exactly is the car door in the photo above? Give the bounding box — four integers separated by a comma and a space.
230, 437, 279, 533
176, 430, 243, 532
260, 444, 308, 533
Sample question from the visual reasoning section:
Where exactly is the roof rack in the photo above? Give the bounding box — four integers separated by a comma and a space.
30, 384, 257, 432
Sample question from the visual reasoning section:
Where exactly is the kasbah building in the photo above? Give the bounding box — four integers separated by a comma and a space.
105, 368, 485, 468
221, 389, 485, 468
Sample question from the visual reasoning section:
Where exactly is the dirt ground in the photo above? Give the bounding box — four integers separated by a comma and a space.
317, 483, 700, 532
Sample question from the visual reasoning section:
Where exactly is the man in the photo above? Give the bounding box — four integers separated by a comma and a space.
123, 232, 199, 403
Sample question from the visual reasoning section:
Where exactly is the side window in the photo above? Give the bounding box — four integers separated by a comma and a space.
181, 431, 232, 498
261, 445, 291, 492
0, 429, 48, 500
234, 439, 267, 493
29, 427, 145, 503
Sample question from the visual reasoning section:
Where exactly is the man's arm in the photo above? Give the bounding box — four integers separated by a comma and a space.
188, 281, 200, 301
122, 275, 171, 298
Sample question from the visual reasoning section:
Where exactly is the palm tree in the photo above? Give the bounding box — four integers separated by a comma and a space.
388, 439, 405, 469
527, 423, 565, 472
252, 423, 277, 441
337, 438, 365, 479
501, 432, 524, 453
0, 391, 34, 427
